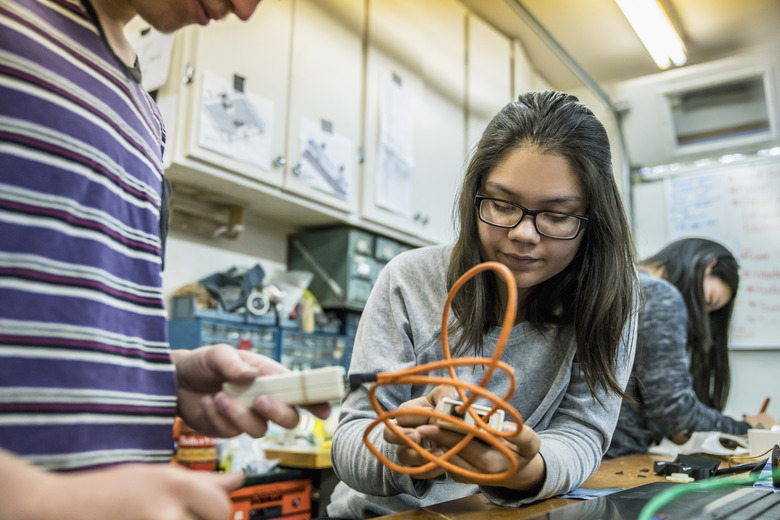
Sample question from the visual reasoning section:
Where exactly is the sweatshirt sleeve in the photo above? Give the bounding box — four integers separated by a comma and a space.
635, 276, 749, 436
329, 249, 442, 498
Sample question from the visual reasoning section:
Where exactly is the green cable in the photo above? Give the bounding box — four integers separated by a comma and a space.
637, 474, 758, 520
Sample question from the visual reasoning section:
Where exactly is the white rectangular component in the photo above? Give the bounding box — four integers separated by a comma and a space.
222, 366, 347, 406
436, 398, 504, 434
748, 428, 780, 457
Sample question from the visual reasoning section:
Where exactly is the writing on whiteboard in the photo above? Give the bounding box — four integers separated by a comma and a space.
666, 160, 780, 347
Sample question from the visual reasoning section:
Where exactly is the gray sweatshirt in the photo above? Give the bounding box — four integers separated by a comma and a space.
606, 272, 749, 459
327, 245, 638, 518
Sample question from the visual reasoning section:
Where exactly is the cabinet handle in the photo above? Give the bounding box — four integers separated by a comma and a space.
421, 215, 429, 226
413, 212, 422, 222
183, 64, 195, 85
293, 163, 304, 176
274, 155, 287, 168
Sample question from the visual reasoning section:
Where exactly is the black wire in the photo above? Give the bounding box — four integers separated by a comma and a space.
714, 458, 768, 476
347, 373, 378, 391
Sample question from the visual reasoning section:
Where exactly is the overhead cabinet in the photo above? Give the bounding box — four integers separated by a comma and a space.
360, 0, 467, 244
142, 0, 533, 246
159, 1, 292, 189
158, 0, 365, 218
466, 13, 513, 151
282, 0, 364, 213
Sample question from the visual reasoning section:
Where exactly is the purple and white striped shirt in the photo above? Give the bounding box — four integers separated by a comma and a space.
0, 0, 178, 471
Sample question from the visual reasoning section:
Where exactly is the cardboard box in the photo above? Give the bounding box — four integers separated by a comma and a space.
748, 428, 780, 457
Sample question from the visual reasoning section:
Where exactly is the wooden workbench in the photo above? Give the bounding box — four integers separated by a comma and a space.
377, 454, 676, 519
264, 446, 332, 469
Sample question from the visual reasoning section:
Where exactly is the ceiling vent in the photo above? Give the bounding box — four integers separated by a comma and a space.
615, 52, 779, 168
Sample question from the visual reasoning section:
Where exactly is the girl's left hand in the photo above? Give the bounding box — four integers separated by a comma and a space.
411, 419, 546, 491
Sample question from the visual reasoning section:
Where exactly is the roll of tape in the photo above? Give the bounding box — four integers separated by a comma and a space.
246, 290, 271, 316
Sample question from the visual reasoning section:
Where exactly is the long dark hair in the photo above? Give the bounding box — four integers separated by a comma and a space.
640, 238, 739, 410
446, 90, 637, 399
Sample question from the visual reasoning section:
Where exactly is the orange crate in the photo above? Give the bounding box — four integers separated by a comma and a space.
230, 479, 311, 520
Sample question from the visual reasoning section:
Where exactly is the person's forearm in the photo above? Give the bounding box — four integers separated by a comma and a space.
480, 452, 548, 506
331, 418, 408, 496
0, 448, 54, 520
507, 453, 546, 492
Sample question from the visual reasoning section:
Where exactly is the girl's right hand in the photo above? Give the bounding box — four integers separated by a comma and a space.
743, 411, 779, 429
382, 385, 457, 479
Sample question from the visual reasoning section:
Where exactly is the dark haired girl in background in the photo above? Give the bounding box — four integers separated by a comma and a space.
607, 237, 777, 458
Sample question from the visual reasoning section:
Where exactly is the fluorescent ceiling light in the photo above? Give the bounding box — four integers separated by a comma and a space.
615, 0, 686, 69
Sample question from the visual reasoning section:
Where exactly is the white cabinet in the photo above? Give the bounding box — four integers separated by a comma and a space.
282, 0, 365, 213
162, 1, 293, 188
156, 0, 365, 221
466, 13, 512, 152
513, 40, 536, 98
360, 0, 467, 244
139, 0, 525, 246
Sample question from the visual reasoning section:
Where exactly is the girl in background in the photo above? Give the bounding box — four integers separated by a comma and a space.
326, 91, 639, 519
607, 238, 777, 458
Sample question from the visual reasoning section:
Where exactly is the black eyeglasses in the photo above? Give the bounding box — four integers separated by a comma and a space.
474, 194, 588, 240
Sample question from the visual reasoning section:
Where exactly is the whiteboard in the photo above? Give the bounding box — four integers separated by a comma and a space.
632, 154, 780, 348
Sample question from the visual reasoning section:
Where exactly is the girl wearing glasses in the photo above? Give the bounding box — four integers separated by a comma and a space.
326, 91, 639, 518
607, 238, 778, 458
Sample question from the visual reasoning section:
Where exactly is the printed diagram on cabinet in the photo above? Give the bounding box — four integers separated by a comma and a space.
297, 116, 354, 200
198, 71, 275, 171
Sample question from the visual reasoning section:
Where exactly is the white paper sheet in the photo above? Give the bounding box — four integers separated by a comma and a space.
376, 74, 414, 216
198, 72, 275, 171
127, 26, 175, 92
297, 116, 354, 200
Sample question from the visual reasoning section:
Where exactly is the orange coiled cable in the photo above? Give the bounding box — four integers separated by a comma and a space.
362, 261, 525, 484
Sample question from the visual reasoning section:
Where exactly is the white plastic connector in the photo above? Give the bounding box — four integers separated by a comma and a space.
436, 398, 505, 434
222, 366, 347, 406
666, 472, 695, 483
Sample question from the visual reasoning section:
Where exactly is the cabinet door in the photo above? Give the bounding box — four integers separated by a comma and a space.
282, 0, 365, 214
167, 1, 294, 187
466, 13, 512, 152
513, 40, 536, 98
361, 0, 466, 244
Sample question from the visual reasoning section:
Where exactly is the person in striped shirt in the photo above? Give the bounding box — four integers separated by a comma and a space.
0, 0, 330, 518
